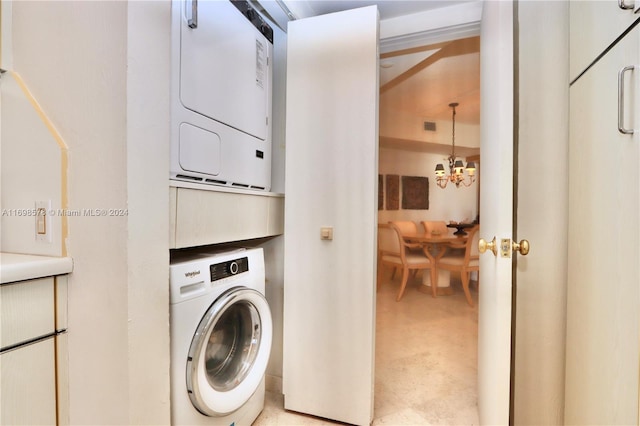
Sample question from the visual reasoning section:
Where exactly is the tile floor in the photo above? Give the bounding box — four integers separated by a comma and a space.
254, 272, 479, 425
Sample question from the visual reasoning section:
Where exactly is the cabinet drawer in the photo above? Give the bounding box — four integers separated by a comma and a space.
0, 338, 57, 425
0, 277, 55, 349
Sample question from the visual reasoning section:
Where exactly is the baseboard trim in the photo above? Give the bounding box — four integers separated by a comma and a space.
265, 374, 282, 394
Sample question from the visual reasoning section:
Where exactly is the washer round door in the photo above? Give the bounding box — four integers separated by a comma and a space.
186, 286, 272, 416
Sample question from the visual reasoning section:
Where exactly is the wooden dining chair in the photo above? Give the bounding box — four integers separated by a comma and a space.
377, 221, 432, 301
437, 225, 480, 307
422, 220, 467, 251
377, 223, 399, 281
421, 220, 448, 235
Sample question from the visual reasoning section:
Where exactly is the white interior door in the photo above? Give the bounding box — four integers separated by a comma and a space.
477, 2, 514, 424
513, 2, 570, 423
283, 6, 379, 426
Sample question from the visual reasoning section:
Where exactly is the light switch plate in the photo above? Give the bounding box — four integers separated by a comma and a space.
35, 200, 52, 243
320, 227, 333, 241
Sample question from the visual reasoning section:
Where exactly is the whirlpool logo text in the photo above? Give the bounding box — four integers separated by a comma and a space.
184, 270, 201, 278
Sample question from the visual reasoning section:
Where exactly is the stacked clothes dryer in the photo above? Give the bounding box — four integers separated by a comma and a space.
170, 0, 273, 191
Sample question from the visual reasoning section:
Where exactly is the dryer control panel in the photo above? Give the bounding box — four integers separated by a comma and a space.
231, 0, 274, 43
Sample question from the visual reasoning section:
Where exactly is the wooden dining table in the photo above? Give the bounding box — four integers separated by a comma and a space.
402, 231, 468, 296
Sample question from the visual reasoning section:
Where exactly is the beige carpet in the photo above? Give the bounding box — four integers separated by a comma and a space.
254, 272, 479, 425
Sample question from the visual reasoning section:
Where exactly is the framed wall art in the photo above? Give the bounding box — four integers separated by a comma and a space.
385, 175, 399, 210
401, 176, 429, 210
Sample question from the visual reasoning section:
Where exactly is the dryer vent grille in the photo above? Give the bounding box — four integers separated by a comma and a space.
174, 175, 267, 191
176, 174, 202, 182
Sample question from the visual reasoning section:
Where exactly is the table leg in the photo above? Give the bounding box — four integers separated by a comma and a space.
419, 269, 454, 296
419, 244, 454, 296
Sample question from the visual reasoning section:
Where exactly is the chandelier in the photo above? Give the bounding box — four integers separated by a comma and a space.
434, 102, 476, 189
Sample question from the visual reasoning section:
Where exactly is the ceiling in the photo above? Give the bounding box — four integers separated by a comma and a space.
282, 1, 474, 20
280, 0, 481, 128
380, 36, 480, 125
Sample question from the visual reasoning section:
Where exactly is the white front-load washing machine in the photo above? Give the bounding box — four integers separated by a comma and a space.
170, 247, 272, 425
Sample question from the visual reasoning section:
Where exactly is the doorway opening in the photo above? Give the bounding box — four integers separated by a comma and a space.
375, 32, 481, 424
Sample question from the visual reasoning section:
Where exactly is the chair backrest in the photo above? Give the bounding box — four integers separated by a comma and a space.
421, 221, 448, 235
388, 221, 418, 262
465, 225, 481, 259
390, 221, 418, 236
378, 223, 400, 256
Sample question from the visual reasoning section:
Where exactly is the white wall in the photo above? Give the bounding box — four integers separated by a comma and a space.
1, 72, 66, 257
263, 23, 286, 387
126, 2, 171, 423
11, 3, 130, 422
380, 112, 480, 149
9, 1, 170, 424
378, 147, 478, 227
1, 1, 13, 70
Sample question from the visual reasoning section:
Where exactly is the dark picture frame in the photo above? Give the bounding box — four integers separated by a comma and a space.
401, 176, 429, 210
385, 175, 400, 210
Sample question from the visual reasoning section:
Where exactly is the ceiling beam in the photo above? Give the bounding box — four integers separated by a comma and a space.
380, 40, 451, 59
380, 36, 480, 94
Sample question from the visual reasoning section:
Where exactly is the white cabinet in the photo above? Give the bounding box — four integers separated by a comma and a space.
569, 0, 639, 81
1, 338, 57, 425
0, 277, 59, 425
567, 3, 640, 424
0, 255, 71, 426
169, 184, 284, 248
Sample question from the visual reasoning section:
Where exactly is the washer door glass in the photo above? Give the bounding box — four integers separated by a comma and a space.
205, 298, 260, 391
187, 287, 272, 416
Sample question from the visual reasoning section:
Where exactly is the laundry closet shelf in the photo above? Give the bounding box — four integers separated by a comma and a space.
169, 184, 284, 249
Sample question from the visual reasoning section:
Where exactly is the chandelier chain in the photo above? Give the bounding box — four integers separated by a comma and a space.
451, 105, 456, 158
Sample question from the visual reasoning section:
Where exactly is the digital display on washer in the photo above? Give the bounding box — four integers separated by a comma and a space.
210, 257, 249, 282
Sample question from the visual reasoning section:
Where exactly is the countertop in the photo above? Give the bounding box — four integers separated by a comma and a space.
0, 252, 73, 284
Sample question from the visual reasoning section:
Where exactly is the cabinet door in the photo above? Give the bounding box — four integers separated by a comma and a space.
1, 339, 57, 425
566, 23, 640, 424
569, 0, 638, 81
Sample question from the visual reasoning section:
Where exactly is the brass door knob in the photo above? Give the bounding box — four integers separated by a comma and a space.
513, 239, 530, 256
478, 237, 497, 256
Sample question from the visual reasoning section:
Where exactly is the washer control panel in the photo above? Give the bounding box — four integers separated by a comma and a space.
210, 257, 249, 282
